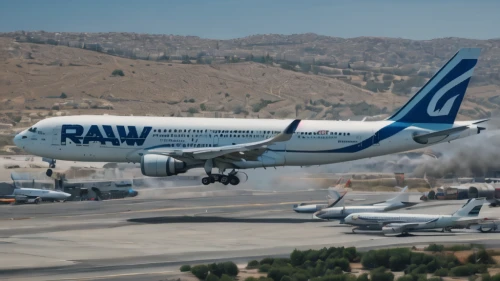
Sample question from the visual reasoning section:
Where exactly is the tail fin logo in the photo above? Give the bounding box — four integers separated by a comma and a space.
426, 68, 474, 117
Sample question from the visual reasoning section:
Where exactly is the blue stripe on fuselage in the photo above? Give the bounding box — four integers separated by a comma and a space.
270, 122, 409, 153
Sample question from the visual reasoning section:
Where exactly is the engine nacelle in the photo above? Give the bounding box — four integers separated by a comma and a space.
382, 225, 405, 236
140, 155, 188, 177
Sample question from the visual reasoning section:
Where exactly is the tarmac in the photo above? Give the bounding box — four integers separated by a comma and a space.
0, 186, 499, 281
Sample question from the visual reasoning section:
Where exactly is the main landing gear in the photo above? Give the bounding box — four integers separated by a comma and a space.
202, 160, 241, 186
201, 174, 240, 186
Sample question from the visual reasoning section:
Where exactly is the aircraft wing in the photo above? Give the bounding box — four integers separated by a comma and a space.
146, 119, 301, 160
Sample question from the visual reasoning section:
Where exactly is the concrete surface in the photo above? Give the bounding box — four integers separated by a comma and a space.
0, 187, 498, 281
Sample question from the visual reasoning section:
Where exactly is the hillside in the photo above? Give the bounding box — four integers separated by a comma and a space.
1, 33, 500, 155
0, 37, 404, 123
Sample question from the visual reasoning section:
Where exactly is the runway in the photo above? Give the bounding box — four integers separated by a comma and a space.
0, 187, 498, 281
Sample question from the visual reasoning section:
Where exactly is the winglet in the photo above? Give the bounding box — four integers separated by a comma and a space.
273, 119, 301, 142
285, 119, 301, 134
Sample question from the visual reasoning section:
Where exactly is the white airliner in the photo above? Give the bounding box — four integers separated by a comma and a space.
344, 198, 495, 236
312, 186, 417, 221
14, 48, 486, 185
12, 187, 71, 202
293, 188, 347, 213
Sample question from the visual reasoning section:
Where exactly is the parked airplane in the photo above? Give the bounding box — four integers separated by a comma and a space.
313, 186, 417, 221
293, 188, 347, 213
11, 187, 71, 202
14, 49, 486, 185
344, 198, 495, 236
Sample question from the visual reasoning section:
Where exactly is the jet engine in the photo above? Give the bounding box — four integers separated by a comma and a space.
381, 224, 406, 236
140, 154, 188, 177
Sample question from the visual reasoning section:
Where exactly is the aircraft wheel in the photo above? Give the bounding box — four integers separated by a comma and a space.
34, 198, 40, 204
201, 177, 210, 185
479, 226, 494, 233
220, 175, 229, 185
229, 176, 240, 185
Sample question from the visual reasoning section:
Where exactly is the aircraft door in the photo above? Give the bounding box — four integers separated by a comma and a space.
213, 135, 219, 147
372, 130, 380, 146
52, 127, 61, 146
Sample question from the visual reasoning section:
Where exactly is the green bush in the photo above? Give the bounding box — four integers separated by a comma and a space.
343, 247, 359, 262
247, 260, 260, 269
433, 268, 448, 277
389, 255, 407, 271
268, 267, 295, 281
291, 249, 305, 266
292, 273, 309, 281
281, 276, 292, 281
200, 103, 206, 111
60, 92, 68, 99
252, 99, 275, 112
261, 258, 275, 265
223, 261, 239, 276
259, 264, 272, 273
209, 263, 225, 277
191, 264, 209, 280
370, 267, 394, 281
221, 274, 233, 281
332, 267, 343, 275
449, 264, 487, 277
180, 264, 191, 272
410, 265, 427, 275
111, 69, 124, 76
424, 244, 444, 252
357, 273, 369, 281
467, 249, 496, 264
188, 107, 199, 114
207, 273, 221, 281
326, 258, 351, 272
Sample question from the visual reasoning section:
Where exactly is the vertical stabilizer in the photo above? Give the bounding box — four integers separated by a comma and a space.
452, 198, 486, 217
388, 48, 480, 124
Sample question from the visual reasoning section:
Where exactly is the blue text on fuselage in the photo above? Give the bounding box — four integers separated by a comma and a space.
61, 125, 152, 146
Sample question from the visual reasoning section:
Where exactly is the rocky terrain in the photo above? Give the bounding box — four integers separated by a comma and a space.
1, 32, 500, 153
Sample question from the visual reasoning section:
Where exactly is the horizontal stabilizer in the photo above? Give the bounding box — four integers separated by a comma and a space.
413, 126, 468, 144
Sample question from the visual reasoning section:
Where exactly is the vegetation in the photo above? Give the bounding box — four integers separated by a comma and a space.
191, 264, 209, 280
247, 260, 260, 269
111, 69, 124, 76
60, 92, 68, 99
188, 107, 199, 114
252, 99, 277, 112
180, 264, 192, 272
182, 245, 499, 281
392, 76, 426, 95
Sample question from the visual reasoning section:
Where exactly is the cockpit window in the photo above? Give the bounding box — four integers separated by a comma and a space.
28, 127, 37, 133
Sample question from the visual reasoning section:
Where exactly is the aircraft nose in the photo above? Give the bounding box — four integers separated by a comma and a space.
13, 133, 21, 147
313, 211, 325, 219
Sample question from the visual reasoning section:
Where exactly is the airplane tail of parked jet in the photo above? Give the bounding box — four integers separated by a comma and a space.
387, 48, 480, 125
374, 186, 409, 206
326, 189, 347, 208
452, 198, 485, 217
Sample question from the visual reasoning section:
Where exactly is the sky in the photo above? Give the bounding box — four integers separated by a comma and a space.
0, 0, 499, 40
